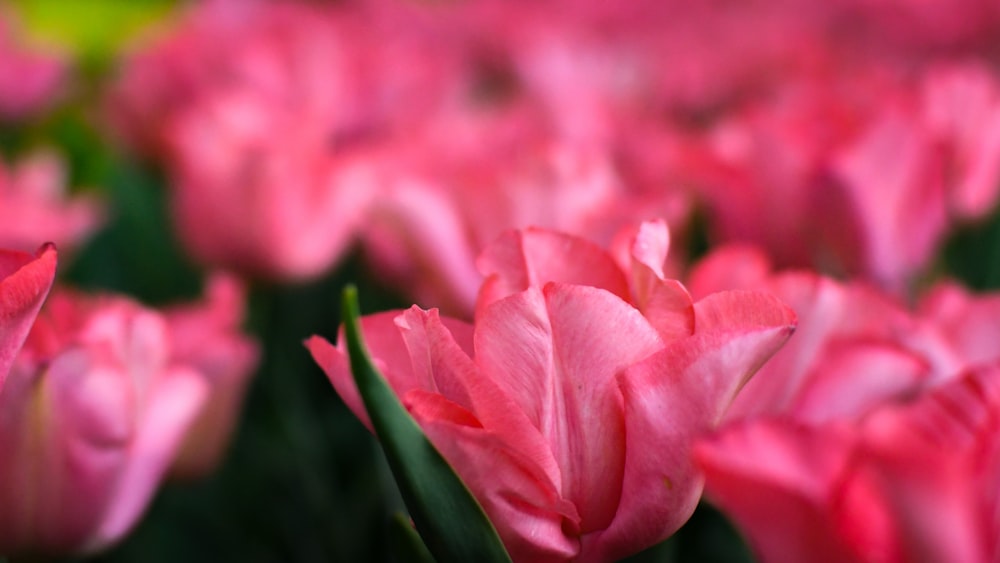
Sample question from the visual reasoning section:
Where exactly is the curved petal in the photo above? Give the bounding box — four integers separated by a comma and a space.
0, 243, 56, 386
585, 290, 795, 561
0, 350, 131, 554
694, 420, 863, 563
396, 307, 561, 489
475, 228, 629, 314
89, 366, 208, 552
407, 389, 581, 563
790, 339, 931, 423
475, 284, 662, 533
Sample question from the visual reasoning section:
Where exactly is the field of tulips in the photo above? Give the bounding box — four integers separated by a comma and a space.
2, 0, 1000, 561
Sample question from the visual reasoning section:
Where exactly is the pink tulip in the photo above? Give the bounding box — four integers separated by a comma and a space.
0, 243, 56, 387
163, 275, 259, 479
0, 12, 66, 120
917, 280, 1000, 368
688, 60, 1000, 292
0, 151, 104, 253
362, 103, 693, 316
696, 363, 1000, 563
110, 0, 385, 280
309, 223, 796, 562
686, 244, 965, 423
0, 288, 208, 556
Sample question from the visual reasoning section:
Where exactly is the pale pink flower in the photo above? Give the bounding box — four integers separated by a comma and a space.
0, 288, 208, 556
309, 222, 796, 561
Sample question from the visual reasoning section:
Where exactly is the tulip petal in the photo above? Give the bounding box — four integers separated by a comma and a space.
407, 389, 581, 563
584, 290, 795, 561
0, 243, 56, 386
476, 284, 663, 533
89, 366, 208, 552
790, 339, 930, 423
476, 228, 630, 313
695, 421, 862, 563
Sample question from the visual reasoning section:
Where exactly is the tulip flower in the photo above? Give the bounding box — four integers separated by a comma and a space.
696, 362, 1000, 563
0, 289, 208, 556
688, 60, 1000, 292
163, 275, 259, 479
309, 222, 796, 562
685, 244, 966, 423
0, 13, 66, 120
110, 0, 382, 280
0, 242, 56, 387
0, 151, 104, 254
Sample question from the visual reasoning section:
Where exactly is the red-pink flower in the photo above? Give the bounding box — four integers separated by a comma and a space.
0, 151, 104, 253
0, 289, 208, 556
0, 243, 56, 387
163, 275, 259, 479
696, 363, 1000, 563
309, 222, 795, 561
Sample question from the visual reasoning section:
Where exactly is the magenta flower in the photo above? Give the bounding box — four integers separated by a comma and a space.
308, 222, 795, 561
0, 288, 208, 556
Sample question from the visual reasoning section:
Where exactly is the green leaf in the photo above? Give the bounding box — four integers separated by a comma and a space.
341, 286, 513, 563
388, 512, 436, 563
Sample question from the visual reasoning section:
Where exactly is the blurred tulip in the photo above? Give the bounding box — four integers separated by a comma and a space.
309, 222, 796, 562
163, 275, 258, 479
0, 242, 56, 387
0, 11, 66, 120
110, 0, 383, 280
0, 289, 208, 556
0, 151, 104, 254
686, 244, 966, 423
696, 363, 1000, 563
689, 60, 1000, 292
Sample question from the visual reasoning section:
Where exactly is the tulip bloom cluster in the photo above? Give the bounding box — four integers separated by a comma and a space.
5, 0, 1000, 560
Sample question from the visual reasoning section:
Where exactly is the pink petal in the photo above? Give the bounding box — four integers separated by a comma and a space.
790, 339, 931, 423
90, 366, 208, 552
0, 243, 56, 386
475, 284, 662, 533
584, 290, 795, 561
476, 228, 630, 314
695, 420, 863, 563
407, 389, 582, 563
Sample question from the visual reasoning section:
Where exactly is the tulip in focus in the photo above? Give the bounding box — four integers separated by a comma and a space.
0, 243, 56, 386
0, 288, 208, 556
309, 221, 796, 561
